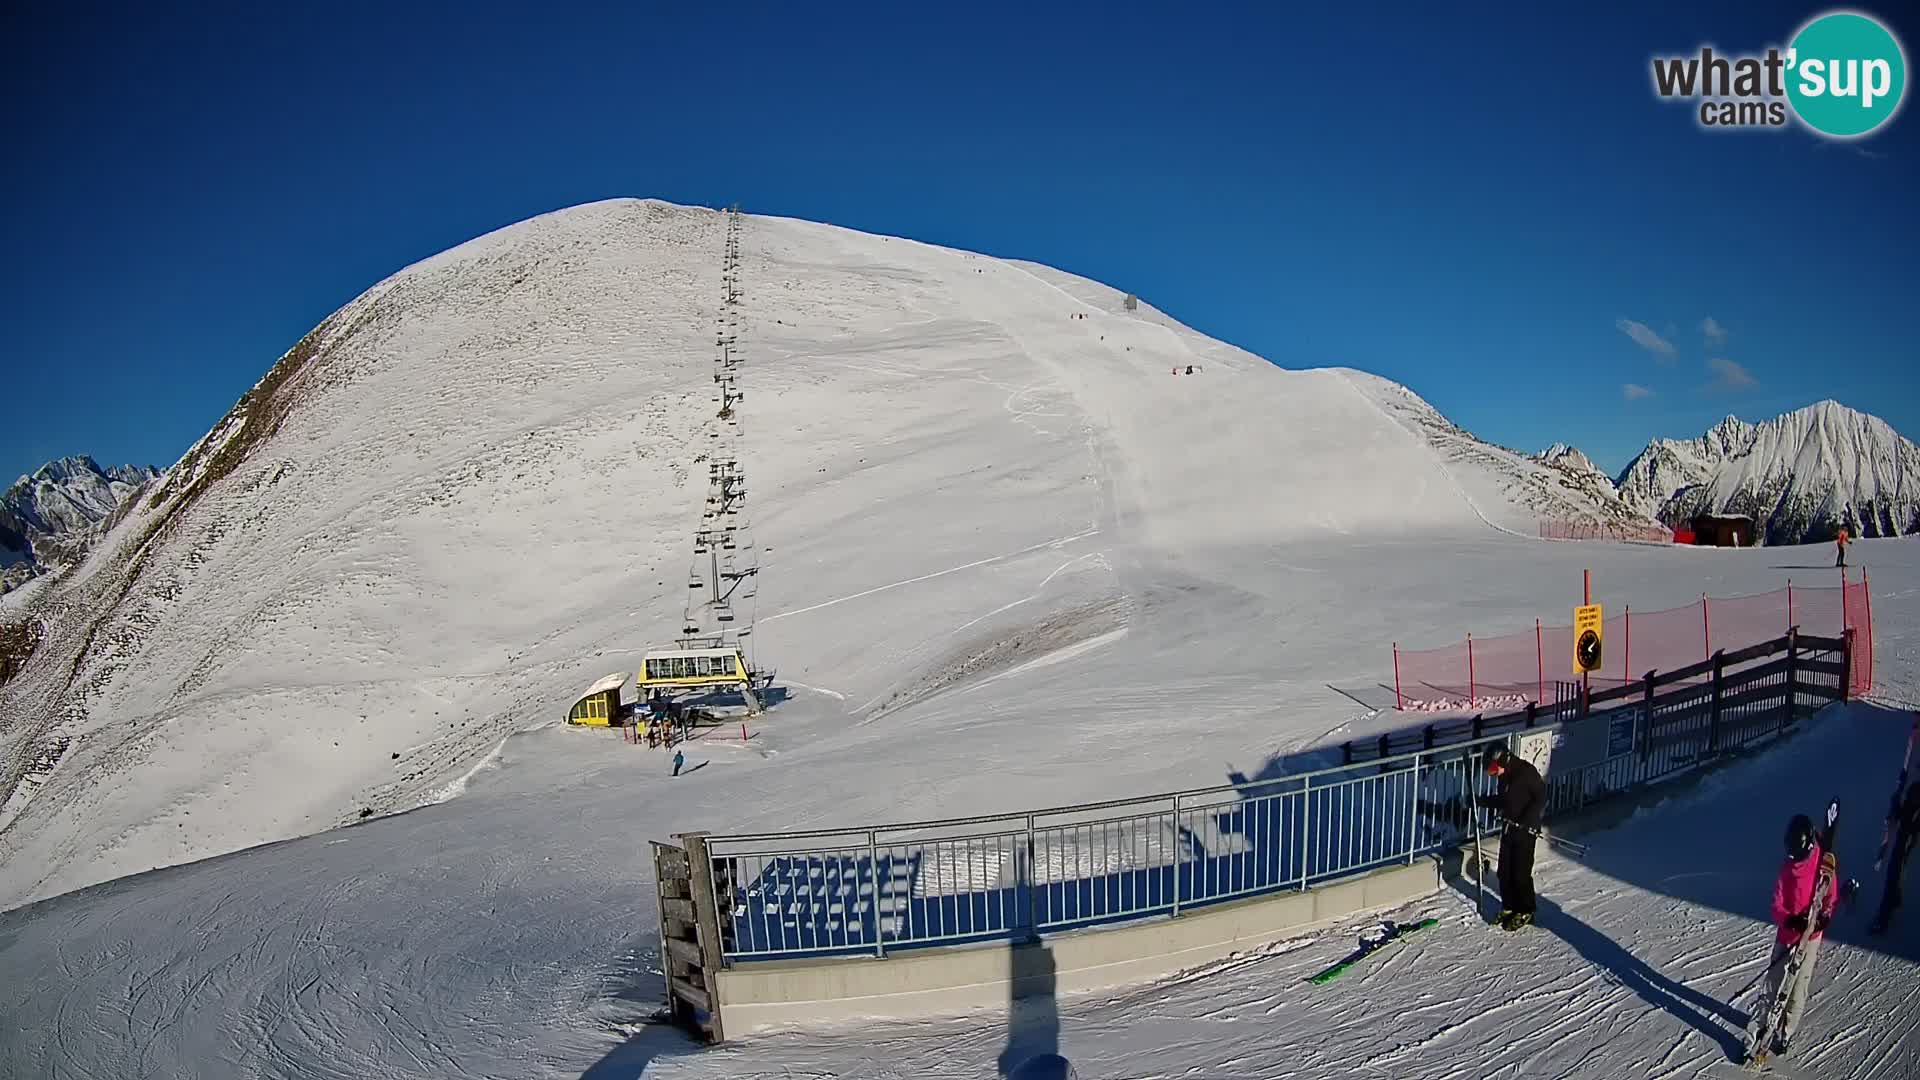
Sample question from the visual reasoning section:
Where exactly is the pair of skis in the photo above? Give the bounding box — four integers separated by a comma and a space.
1741, 799, 1840, 1070
1307, 917, 1440, 984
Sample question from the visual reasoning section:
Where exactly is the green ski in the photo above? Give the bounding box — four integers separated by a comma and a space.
1308, 917, 1439, 984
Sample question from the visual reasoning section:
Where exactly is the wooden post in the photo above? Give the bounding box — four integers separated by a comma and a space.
1639, 670, 1656, 762
1783, 627, 1799, 730
1708, 650, 1726, 755
676, 832, 728, 1043
1841, 628, 1855, 704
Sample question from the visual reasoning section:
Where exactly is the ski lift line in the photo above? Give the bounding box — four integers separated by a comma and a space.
758, 528, 1102, 624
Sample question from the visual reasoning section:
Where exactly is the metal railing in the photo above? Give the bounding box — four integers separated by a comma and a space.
679, 631, 1850, 964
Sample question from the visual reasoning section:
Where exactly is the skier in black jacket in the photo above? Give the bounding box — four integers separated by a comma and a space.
1870, 781, 1920, 934
1487, 747, 1547, 931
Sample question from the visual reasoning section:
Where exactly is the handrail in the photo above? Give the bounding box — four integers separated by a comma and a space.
708, 727, 1510, 845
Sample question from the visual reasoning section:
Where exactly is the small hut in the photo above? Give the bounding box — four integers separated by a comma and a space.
567, 671, 629, 726
1689, 513, 1755, 547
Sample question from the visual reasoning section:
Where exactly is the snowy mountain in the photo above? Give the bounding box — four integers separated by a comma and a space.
1616, 402, 1920, 543
1, 199, 1917, 1080
1535, 442, 1603, 477
1354, 383, 1651, 532
0, 199, 1630, 907
0, 456, 158, 591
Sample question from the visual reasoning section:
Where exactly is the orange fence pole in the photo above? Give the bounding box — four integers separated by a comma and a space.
1702, 593, 1711, 661
1393, 643, 1404, 711
1468, 633, 1476, 706
1863, 569, 1874, 692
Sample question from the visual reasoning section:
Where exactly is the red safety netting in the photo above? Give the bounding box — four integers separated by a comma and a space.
1538, 520, 1678, 544
1392, 574, 1874, 709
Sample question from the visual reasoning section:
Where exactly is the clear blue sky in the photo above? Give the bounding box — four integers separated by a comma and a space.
3, 2, 1914, 482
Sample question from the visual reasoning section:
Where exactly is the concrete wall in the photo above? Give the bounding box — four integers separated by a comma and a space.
714, 857, 1441, 1035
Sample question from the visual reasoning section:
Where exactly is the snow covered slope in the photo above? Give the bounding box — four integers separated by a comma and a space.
1, 199, 1631, 908
1617, 402, 1920, 543
0, 571, 1912, 1078
0, 456, 157, 591
1347, 375, 1652, 534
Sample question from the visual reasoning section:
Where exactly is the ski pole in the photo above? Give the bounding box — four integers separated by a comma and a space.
1497, 818, 1591, 856
1537, 829, 1590, 856
1466, 761, 1488, 920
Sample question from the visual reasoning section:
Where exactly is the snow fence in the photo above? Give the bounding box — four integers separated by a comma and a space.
1538, 519, 1677, 544
1392, 575, 1873, 709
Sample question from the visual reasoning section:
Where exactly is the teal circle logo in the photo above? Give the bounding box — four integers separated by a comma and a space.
1786, 11, 1907, 137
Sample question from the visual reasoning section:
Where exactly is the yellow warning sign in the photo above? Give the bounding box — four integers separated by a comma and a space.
1573, 603, 1604, 674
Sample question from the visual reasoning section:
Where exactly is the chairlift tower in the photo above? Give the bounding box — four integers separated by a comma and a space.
675, 205, 764, 677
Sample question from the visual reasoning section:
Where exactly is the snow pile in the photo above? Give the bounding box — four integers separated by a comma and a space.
1617, 402, 1920, 543
0, 455, 158, 590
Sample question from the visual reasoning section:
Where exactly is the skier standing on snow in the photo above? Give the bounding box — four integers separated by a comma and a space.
1870, 781, 1920, 934
1835, 527, 1850, 567
672, 748, 685, 778
1756, 814, 1840, 1058
1486, 747, 1546, 931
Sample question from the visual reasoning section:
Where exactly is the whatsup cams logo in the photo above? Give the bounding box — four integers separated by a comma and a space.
1651, 9, 1907, 137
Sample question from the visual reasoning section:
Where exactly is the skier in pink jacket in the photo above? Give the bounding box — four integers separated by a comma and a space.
1757, 814, 1839, 1058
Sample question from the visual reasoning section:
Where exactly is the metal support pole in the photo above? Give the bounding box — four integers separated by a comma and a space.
1298, 777, 1313, 891
1170, 794, 1183, 917
1406, 752, 1422, 864
867, 830, 885, 958
1024, 814, 1038, 936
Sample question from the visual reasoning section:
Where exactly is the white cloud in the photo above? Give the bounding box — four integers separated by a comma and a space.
1623, 383, 1655, 401
1616, 318, 1677, 360
1701, 317, 1727, 346
1707, 357, 1757, 391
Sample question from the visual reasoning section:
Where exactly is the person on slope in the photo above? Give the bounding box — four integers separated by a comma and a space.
1757, 814, 1840, 1058
1835, 527, 1850, 568
673, 748, 685, 778
1486, 748, 1547, 931
1869, 781, 1920, 934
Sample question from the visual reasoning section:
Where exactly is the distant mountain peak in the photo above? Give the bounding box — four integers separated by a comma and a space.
1535, 443, 1606, 477
1615, 402, 1917, 543
2, 457, 160, 590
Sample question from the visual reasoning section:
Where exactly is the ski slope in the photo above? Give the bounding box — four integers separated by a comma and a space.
2, 200, 1916, 1079
0, 199, 1642, 908
0, 538, 1914, 1080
